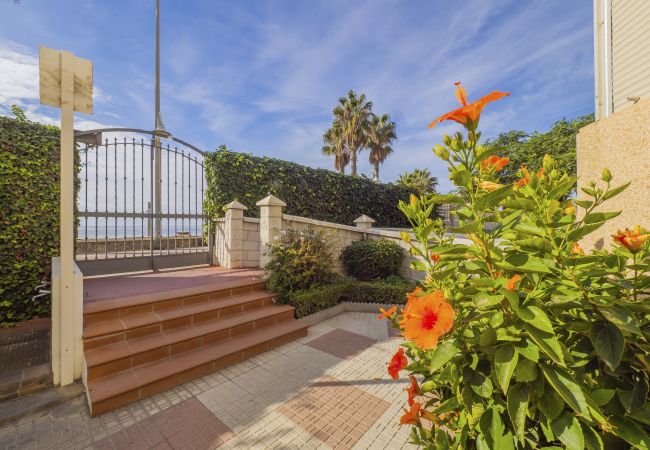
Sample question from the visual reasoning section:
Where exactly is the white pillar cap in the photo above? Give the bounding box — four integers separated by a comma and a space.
256, 194, 286, 207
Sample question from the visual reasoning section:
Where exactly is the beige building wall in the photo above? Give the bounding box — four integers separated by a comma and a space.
577, 96, 650, 250
594, 0, 650, 119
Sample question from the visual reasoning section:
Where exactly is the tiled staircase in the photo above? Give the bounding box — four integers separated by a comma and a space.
82, 276, 307, 416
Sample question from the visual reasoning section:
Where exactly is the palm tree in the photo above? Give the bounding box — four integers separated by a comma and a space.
331, 90, 373, 176
397, 168, 438, 196
367, 113, 396, 181
321, 124, 349, 174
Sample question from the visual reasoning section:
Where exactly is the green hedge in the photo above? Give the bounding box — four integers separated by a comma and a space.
0, 110, 78, 326
341, 239, 404, 281
205, 148, 419, 227
285, 276, 416, 318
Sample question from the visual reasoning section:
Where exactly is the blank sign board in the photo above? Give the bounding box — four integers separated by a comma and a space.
39, 46, 93, 114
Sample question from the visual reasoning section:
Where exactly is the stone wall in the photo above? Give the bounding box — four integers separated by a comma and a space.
214, 218, 227, 267
577, 96, 650, 250
281, 214, 424, 280
242, 218, 261, 268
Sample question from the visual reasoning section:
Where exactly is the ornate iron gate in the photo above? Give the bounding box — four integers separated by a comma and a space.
74, 128, 213, 276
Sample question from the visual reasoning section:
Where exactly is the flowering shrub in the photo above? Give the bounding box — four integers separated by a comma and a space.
380, 83, 650, 449
264, 227, 334, 297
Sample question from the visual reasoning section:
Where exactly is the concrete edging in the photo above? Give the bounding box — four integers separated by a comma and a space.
300, 302, 398, 327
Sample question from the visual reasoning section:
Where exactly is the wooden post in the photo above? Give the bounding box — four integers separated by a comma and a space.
40, 46, 93, 386
59, 51, 75, 385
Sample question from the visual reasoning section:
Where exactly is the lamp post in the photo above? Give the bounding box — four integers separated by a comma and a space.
152, 0, 169, 240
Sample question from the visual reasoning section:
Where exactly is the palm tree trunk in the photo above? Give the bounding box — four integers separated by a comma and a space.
373, 162, 379, 181
350, 150, 357, 176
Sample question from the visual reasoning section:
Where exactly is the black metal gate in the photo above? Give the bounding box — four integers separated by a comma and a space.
74, 128, 213, 276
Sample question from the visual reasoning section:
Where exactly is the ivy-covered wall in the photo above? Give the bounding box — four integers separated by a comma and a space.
0, 110, 77, 326
205, 148, 417, 227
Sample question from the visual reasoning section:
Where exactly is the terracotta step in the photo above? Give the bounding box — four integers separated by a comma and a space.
85, 304, 296, 380
87, 319, 308, 416
83, 290, 277, 348
84, 278, 267, 324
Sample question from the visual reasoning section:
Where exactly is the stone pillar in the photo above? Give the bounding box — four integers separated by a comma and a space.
256, 194, 286, 268
354, 214, 376, 231
223, 200, 247, 268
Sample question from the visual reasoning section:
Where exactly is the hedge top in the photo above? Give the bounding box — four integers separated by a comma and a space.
204, 148, 421, 227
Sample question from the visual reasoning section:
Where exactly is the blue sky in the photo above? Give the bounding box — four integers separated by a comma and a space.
0, 0, 595, 193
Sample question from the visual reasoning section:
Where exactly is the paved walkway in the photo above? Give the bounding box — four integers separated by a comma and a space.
0, 312, 416, 449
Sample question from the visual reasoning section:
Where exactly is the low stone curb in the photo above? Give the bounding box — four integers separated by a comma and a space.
300, 302, 399, 327
0, 382, 84, 428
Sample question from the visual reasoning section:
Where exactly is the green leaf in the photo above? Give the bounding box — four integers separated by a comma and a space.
451, 220, 481, 234
597, 304, 643, 336
501, 253, 552, 274
428, 339, 460, 373
539, 363, 591, 420
474, 292, 503, 309
515, 358, 539, 382
551, 411, 585, 450
502, 198, 537, 212
517, 306, 555, 333
589, 322, 624, 371
567, 222, 605, 242
617, 374, 649, 413
507, 383, 528, 444
479, 407, 515, 450
630, 403, 650, 426
469, 369, 494, 399
590, 389, 616, 407
548, 178, 577, 199
583, 211, 621, 224
581, 423, 604, 450
538, 389, 565, 421
525, 324, 565, 365
608, 416, 650, 449
494, 344, 519, 394
513, 237, 554, 252
515, 339, 539, 362
475, 185, 513, 211
602, 181, 631, 201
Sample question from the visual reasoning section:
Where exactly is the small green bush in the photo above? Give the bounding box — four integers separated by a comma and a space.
341, 239, 404, 281
286, 276, 416, 318
264, 227, 334, 297
338, 276, 415, 305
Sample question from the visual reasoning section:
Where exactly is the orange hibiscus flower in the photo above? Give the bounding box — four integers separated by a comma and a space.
388, 348, 408, 380
428, 82, 509, 129
481, 155, 510, 172
515, 166, 545, 189
377, 306, 398, 320
612, 225, 650, 252
571, 242, 585, 256
430, 253, 441, 263
400, 290, 454, 350
406, 375, 419, 406
400, 402, 421, 425
504, 274, 521, 291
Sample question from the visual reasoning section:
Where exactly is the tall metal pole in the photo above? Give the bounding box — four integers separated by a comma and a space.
153, 0, 162, 240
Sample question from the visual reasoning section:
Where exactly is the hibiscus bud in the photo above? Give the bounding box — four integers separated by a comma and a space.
542, 154, 553, 170
602, 168, 612, 182
443, 135, 452, 146
564, 203, 576, 215
400, 231, 412, 243
478, 181, 503, 192
433, 145, 449, 160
